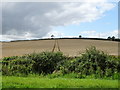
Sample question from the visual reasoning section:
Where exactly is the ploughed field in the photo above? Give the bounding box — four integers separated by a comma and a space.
1, 39, 118, 58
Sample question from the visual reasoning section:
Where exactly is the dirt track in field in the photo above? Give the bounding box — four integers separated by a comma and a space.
1, 39, 119, 58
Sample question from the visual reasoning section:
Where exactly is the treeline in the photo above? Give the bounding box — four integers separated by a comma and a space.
2, 46, 120, 79
3, 37, 120, 43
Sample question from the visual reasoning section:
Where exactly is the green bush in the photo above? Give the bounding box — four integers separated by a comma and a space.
56, 46, 119, 79
2, 46, 119, 79
2, 57, 34, 76
2, 56, 18, 61
2, 51, 66, 75
25, 51, 66, 74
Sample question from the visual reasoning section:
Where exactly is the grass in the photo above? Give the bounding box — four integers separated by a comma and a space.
2, 76, 118, 88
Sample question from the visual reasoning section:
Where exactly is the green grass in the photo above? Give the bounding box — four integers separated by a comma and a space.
2, 76, 118, 88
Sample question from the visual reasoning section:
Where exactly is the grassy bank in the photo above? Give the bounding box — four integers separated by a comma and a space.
2, 76, 118, 88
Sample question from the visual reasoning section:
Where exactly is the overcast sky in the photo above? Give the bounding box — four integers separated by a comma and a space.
1, 0, 119, 41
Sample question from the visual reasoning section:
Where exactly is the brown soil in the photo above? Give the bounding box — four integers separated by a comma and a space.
1, 39, 119, 58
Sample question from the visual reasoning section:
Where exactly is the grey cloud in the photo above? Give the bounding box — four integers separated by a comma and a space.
2, 2, 115, 40
2, 2, 60, 38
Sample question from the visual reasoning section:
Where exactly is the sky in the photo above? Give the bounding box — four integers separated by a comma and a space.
0, 0, 119, 41
51, 4, 118, 38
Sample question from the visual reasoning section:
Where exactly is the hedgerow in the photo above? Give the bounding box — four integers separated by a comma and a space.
2, 46, 120, 79
56, 46, 119, 79
2, 52, 66, 75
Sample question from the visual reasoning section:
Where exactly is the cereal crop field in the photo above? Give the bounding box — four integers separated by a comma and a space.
1, 39, 119, 58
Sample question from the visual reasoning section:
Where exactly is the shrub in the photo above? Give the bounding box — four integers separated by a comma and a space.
78, 46, 119, 78
2, 51, 66, 75
56, 46, 119, 79
2, 56, 18, 61
27, 51, 66, 74
2, 47, 119, 79
2, 57, 34, 76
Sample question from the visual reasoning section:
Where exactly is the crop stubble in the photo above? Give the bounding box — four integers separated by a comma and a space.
1, 39, 118, 58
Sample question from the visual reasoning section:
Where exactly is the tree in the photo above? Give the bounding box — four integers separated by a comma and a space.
112, 36, 115, 41
51, 35, 54, 39
79, 35, 82, 38
107, 36, 111, 40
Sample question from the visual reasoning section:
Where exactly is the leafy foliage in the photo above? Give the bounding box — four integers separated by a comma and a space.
2, 52, 66, 75
2, 57, 34, 76
2, 46, 120, 79
56, 46, 119, 79
27, 52, 66, 74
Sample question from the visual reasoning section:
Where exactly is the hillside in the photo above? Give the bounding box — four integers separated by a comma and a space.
1, 38, 119, 58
